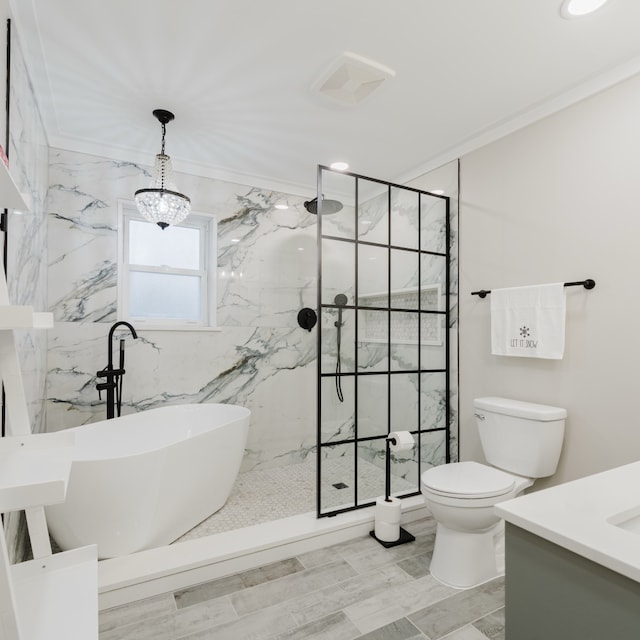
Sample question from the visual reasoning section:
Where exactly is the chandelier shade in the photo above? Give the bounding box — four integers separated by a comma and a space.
135, 109, 191, 230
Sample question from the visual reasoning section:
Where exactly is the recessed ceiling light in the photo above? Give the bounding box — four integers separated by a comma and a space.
560, 0, 608, 18
431, 189, 445, 195
231, 238, 240, 243
330, 161, 349, 171
274, 203, 289, 210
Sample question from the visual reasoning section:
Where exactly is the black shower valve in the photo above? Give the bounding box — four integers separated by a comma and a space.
297, 308, 317, 332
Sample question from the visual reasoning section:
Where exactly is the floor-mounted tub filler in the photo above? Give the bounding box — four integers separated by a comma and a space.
46, 403, 250, 559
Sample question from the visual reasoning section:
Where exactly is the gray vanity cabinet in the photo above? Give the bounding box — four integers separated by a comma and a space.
504, 523, 640, 639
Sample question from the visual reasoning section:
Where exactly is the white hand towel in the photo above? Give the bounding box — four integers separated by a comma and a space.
490, 283, 566, 359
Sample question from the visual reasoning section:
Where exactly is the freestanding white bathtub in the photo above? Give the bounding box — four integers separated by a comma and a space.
46, 403, 250, 559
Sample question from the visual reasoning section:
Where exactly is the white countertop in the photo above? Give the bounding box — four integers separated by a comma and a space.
495, 461, 640, 584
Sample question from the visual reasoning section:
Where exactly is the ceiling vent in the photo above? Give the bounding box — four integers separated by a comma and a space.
313, 51, 395, 106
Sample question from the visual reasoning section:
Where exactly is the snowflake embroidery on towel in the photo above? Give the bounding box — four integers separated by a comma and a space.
519, 326, 530, 338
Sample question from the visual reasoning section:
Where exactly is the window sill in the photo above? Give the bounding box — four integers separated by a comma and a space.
131, 324, 223, 332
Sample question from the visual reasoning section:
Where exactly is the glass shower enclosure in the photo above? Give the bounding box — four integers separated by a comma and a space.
316, 166, 450, 517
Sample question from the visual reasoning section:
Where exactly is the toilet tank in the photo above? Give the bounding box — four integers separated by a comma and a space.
474, 397, 566, 478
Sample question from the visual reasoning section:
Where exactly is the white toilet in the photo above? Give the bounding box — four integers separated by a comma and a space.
420, 396, 566, 589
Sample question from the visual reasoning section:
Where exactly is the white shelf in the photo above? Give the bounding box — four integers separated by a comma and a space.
0, 306, 53, 330
0, 160, 96, 638
12, 546, 98, 639
0, 432, 74, 513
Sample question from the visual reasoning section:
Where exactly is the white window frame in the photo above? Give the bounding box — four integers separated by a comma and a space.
117, 200, 219, 331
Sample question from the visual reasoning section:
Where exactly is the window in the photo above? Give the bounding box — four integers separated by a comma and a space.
117, 201, 218, 329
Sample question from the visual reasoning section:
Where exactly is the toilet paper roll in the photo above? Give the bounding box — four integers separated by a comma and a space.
375, 519, 400, 542
388, 431, 415, 452
375, 496, 402, 523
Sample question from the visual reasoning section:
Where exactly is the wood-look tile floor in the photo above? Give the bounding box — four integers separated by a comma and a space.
99, 517, 505, 640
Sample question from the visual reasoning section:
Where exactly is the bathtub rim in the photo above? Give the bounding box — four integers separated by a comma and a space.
64, 403, 250, 462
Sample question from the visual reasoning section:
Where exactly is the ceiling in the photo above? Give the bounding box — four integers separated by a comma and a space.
9, 0, 640, 197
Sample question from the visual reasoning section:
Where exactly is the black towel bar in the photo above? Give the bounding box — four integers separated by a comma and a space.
471, 279, 596, 299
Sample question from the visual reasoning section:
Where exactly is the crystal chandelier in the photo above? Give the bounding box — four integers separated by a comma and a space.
134, 109, 191, 230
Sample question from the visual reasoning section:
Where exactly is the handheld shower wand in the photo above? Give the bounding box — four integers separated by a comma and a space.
334, 293, 348, 403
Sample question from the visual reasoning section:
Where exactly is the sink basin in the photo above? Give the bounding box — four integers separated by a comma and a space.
607, 507, 640, 535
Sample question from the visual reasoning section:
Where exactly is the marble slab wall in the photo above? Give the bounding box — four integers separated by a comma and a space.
46, 148, 318, 471
6, 26, 49, 435
46, 153, 459, 478
4, 25, 49, 562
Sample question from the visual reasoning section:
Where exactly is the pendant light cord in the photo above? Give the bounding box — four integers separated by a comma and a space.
159, 122, 166, 189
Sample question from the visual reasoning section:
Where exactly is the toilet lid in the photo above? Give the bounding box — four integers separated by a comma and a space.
421, 461, 516, 498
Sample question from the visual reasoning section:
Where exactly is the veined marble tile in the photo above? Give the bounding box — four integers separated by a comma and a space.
6, 28, 49, 445
45, 147, 459, 488
46, 320, 317, 468
45, 148, 323, 470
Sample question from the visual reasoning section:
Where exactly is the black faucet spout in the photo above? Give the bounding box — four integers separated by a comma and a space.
99, 321, 138, 419
107, 321, 138, 368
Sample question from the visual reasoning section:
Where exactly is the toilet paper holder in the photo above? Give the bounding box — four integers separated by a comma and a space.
369, 431, 416, 548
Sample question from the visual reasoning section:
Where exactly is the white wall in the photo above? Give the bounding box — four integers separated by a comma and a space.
459, 71, 640, 489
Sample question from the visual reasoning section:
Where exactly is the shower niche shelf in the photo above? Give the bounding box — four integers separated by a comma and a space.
358, 284, 442, 345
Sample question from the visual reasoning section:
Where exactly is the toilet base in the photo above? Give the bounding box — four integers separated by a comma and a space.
429, 521, 504, 589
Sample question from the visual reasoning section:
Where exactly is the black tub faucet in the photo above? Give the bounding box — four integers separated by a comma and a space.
96, 321, 138, 419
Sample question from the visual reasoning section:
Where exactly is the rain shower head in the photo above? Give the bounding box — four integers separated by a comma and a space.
304, 196, 343, 215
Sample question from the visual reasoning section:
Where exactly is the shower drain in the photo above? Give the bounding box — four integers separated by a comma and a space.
332, 482, 349, 490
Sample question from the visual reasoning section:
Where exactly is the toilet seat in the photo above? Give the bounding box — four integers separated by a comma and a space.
421, 461, 516, 499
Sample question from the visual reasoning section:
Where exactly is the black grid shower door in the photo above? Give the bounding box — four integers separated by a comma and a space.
316, 166, 450, 517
